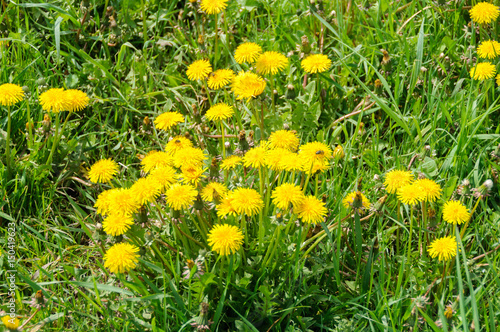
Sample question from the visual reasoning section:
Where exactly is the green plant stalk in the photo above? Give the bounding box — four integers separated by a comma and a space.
314, 175, 319, 196
262, 225, 280, 268
46, 112, 61, 166
192, 213, 208, 242
260, 100, 265, 138
421, 201, 427, 257
460, 196, 482, 239
4, 105, 12, 175
214, 13, 219, 67
140, 0, 148, 47
269, 74, 276, 113
302, 161, 315, 193
407, 208, 414, 263
204, 80, 213, 106
354, 211, 362, 283
220, 120, 225, 158
396, 200, 401, 253
26, 102, 33, 150
293, 225, 303, 278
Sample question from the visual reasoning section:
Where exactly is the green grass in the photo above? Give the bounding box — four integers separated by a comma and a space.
1, 0, 500, 331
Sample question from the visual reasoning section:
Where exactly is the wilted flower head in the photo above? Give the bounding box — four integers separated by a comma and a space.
343, 191, 371, 213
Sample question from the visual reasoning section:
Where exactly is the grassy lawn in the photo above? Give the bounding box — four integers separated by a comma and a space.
1, 0, 500, 331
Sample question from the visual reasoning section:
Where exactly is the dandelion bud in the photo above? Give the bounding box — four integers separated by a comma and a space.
374, 79, 383, 94
301, 35, 311, 55
425, 145, 431, 151
462, 179, 470, 186
194, 195, 204, 211
444, 305, 454, 319
286, 84, 296, 99
143, 116, 151, 126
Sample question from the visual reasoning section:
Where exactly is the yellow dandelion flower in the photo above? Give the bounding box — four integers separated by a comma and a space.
102, 213, 134, 236
64, 89, 89, 111
299, 141, 333, 166
88, 158, 119, 183
221, 155, 242, 170
205, 103, 234, 121
0, 83, 24, 106
333, 145, 344, 159
255, 51, 289, 75
39, 88, 70, 113
234, 42, 262, 64
94, 188, 120, 216
154, 111, 185, 130
342, 191, 371, 211
186, 59, 212, 81
268, 130, 300, 151
1, 315, 20, 331
180, 165, 206, 185
442, 200, 470, 225
208, 224, 244, 256
141, 151, 174, 173
301, 54, 332, 74
231, 187, 264, 216
231, 71, 266, 101
216, 195, 237, 218
165, 183, 198, 210
201, 182, 228, 202
295, 195, 327, 224
477, 40, 500, 59
470, 62, 496, 80
414, 178, 442, 202
147, 165, 177, 192
243, 146, 268, 168
108, 188, 140, 216
428, 236, 457, 262
444, 305, 454, 319
200, 0, 228, 14
104, 242, 140, 273
172, 146, 207, 169
272, 183, 305, 210
384, 169, 414, 194
264, 148, 293, 171
397, 184, 425, 205
469, 2, 499, 24
279, 152, 303, 172
131, 177, 161, 205
207, 69, 234, 89
165, 136, 193, 154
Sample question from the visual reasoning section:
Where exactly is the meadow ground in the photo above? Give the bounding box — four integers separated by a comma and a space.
1, 0, 500, 331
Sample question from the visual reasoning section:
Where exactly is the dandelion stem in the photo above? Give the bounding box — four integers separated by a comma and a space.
407, 208, 414, 263
269, 74, 276, 113
220, 120, 225, 158
5, 105, 12, 176
460, 196, 482, 239
302, 161, 314, 194
214, 13, 219, 68
46, 113, 60, 167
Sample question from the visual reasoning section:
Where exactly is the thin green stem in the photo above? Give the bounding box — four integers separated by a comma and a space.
269, 74, 276, 113
220, 120, 225, 158
460, 197, 482, 239
46, 112, 61, 166
5, 105, 12, 176
407, 207, 414, 263
214, 13, 219, 67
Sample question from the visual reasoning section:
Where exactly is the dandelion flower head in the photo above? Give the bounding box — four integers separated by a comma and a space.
166, 136, 193, 154
0, 83, 24, 106
221, 155, 242, 170
243, 145, 268, 168
477, 40, 500, 59
172, 147, 207, 168
272, 183, 305, 210
147, 165, 177, 192
104, 242, 140, 273
255, 51, 289, 75
299, 141, 332, 165
397, 184, 425, 205
108, 188, 140, 216
64, 89, 89, 111
442, 200, 470, 225
154, 111, 184, 131
469, 2, 499, 24
141, 151, 174, 173
295, 195, 327, 224
208, 224, 244, 256
230, 187, 264, 216
207, 69, 234, 89
384, 169, 414, 194
200, 0, 229, 14
470, 62, 496, 80
231, 71, 266, 101
333, 145, 344, 159
216, 196, 237, 218
428, 236, 457, 261
94, 188, 119, 216
205, 103, 234, 121
179, 165, 206, 185
131, 177, 161, 206
264, 148, 293, 171
186, 59, 212, 81
39, 88, 70, 113
414, 178, 442, 202
1, 315, 20, 331
279, 152, 303, 172
302, 159, 330, 175
268, 130, 300, 151
234, 42, 262, 64
103, 213, 134, 236
165, 183, 198, 210
301, 54, 332, 74
88, 158, 119, 184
